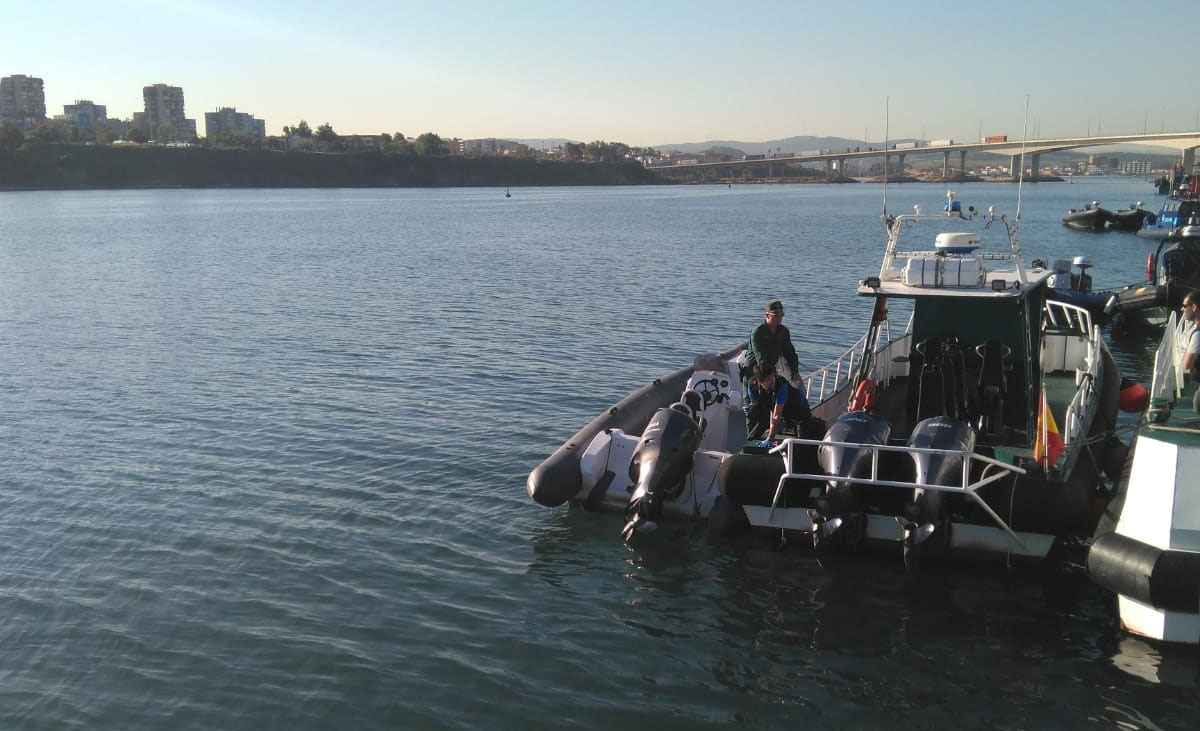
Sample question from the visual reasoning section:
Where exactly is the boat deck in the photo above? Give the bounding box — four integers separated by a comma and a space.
1147, 380, 1200, 447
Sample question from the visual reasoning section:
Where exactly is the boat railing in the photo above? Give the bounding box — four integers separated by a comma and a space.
1061, 331, 1102, 448
767, 437, 1029, 548
1151, 311, 1184, 402
879, 203, 1026, 286
803, 320, 900, 405
1043, 299, 1102, 448
1044, 298, 1093, 335
895, 250, 1017, 260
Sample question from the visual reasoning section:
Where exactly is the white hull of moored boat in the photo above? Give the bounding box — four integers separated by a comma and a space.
1088, 313, 1200, 645
1117, 595, 1200, 645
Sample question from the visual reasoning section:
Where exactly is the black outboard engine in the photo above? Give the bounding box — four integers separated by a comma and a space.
818, 410, 893, 516
621, 393, 705, 540
902, 416, 976, 569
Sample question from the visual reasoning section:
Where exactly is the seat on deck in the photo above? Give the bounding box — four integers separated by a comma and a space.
909, 336, 973, 424
975, 339, 1008, 436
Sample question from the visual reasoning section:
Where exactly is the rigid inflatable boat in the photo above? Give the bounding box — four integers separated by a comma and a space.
1107, 203, 1154, 232
1114, 221, 1200, 329
529, 193, 1121, 570
1043, 256, 1117, 322
1063, 202, 1113, 232
1088, 313, 1200, 645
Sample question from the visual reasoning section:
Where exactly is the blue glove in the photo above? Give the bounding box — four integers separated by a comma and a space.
742, 404, 753, 417
756, 439, 774, 449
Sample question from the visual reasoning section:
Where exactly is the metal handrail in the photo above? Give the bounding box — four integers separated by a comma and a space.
896, 251, 1017, 260
803, 319, 894, 405
765, 437, 1029, 548
1166, 311, 1187, 400
1061, 326, 1101, 448
1042, 299, 1103, 449
1044, 298, 1093, 335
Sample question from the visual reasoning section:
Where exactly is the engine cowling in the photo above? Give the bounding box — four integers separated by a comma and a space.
622, 405, 703, 539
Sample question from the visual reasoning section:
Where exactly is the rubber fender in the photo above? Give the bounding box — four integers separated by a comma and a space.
707, 495, 751, 536
717, 453, 786, 507
1089, 532, 1200, 613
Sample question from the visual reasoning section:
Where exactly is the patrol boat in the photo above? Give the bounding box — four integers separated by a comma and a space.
1088, 312, 1200, 645
1113, 218, 1200, 329
528, 193, 1121, 569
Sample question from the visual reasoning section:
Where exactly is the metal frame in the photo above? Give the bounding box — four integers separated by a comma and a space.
1043, 299, 1103, 449
764, 437, 1029, 548
878, 197, 1027, 287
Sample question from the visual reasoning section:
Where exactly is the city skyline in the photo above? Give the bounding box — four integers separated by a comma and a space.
5, 0, 1199, 146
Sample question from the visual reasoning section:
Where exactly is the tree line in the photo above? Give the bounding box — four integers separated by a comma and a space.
1, 118, 660, 165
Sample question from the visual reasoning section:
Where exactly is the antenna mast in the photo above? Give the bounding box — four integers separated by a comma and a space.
1016, 94, 1029, 221
882, 97, 890, 223
1012, 95, 1030, 284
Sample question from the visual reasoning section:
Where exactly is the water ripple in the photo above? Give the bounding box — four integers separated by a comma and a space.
0, 184, 1194, 730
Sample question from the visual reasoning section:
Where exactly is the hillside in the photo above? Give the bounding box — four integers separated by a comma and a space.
0, 145, 662, 190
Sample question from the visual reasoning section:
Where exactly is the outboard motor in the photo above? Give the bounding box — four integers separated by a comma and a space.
818, 410, 892, 514
621, 393, 705, 541
902, 416, 976, 570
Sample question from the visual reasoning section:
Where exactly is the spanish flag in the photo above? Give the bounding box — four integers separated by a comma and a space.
1033, 389, 1063, 468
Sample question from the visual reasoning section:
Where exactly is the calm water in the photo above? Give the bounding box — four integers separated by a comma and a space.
1, 180, 1195, 730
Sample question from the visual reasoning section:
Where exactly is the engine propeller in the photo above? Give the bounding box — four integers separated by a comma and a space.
896, 517, 937, 572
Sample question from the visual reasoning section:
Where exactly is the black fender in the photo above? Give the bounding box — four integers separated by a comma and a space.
1089, 531, 1200, 613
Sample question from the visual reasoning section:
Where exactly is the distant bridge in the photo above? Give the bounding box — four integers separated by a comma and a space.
649, 131, 1200, 178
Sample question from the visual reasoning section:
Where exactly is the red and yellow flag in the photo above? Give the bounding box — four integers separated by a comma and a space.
1033, 390, 1063, 468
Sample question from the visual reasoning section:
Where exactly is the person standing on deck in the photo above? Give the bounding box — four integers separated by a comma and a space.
744, 300, 802, 390
1181, 290, 1200, 375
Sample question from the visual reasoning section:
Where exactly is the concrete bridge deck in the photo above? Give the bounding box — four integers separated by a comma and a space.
650, 131, 1200, 177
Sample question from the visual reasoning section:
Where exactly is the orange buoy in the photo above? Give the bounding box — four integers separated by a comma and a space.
848, 378, 877, 412
1119, 378, 1149, 413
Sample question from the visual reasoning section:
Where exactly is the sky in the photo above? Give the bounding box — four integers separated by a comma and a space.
4, 0, 1198, 145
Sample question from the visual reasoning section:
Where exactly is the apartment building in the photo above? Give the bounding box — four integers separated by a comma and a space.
0, 74, 47, 130
204, 107, 266, 138
61, 100, 108, 130
142, 83, 197, 140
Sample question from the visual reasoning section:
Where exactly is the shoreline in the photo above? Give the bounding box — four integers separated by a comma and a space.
676, 174, 1066, 185
0, 145, 664, 190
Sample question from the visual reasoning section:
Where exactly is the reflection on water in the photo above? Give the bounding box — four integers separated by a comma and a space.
1108, 636, 1200, 687
525, 507, 1174, 727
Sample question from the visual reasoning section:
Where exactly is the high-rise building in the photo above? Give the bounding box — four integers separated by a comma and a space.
142, 83, 196, 140
204, 107, 266, 139
0, 74, 47, 130
61, 100, 107, 130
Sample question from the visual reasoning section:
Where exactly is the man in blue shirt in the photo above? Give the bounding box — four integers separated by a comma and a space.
745, 363, 813, 443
